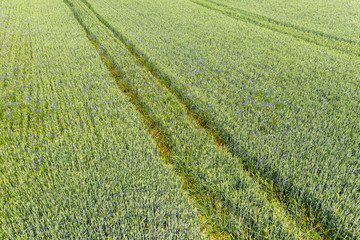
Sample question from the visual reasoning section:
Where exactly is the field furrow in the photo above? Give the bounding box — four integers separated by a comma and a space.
190, 0, 360, 57
200, 0, 360, 44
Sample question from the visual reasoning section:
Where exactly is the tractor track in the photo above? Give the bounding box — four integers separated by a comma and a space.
190, 0, 360, 57
63, 0, 233, 239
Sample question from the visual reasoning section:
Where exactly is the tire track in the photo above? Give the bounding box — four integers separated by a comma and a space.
190, 0, 360, 57
63, 0, 232, 239
64, 0, 328, 239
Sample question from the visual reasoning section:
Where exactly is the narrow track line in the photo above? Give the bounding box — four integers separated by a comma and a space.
65, 0, 330, 238
63, 1, 233, 239
190, 0, 360, 57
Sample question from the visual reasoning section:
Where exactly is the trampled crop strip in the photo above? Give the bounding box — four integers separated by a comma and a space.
63, 1, 234, 239
64, 0, 333, 238
190, 0, 360, 57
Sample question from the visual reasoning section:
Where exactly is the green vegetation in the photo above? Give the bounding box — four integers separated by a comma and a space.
2, 0, 359, 239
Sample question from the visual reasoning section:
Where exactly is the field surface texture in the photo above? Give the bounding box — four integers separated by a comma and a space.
1, 0, 359, 239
